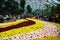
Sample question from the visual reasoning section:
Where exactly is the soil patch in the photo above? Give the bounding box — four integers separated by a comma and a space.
0, 20, 35, 32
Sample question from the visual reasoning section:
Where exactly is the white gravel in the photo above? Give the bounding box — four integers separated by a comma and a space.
0, 22, 60, 40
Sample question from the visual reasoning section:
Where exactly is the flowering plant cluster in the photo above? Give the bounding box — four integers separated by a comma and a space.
0, 18, 44, 38
34, 22, 60, 40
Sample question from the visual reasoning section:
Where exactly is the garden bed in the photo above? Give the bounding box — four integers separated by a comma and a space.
0, 18, 60, 40
0, 18, 44, 38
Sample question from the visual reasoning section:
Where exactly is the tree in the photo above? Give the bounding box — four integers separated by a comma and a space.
50, 4, 60, 23
26, 5, 32, 13
51, 6, 55, 15
55, 4, 60, 14
55, 4, 60, 20
20, 0, 25, 13
44, 4, 51, 16
0, 0, 6, 15
6, 0, 19, 15
44, 9, 51, 16
0, 0, 19, 15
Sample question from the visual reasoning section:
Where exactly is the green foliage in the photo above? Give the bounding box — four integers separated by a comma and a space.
50, 4, 60, 16
55, 4, 60, 14
20, 0, 25, 13
44, 4, 51, 16
54, 4, 60, 19
20, 8, 24, 13
44, 9, 51, 16
26, 5, 32, 13
51, 6, 55, 13
0, 0, 19, 15
6, 0, 19, 15
20, 0, 25, 8
0, 0, 6, 15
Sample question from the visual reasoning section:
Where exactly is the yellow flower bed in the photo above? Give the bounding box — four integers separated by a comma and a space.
0, 18, 45, 38
0, 19, 28, 28
34, 22, 60, 40
34, 35, 60, 40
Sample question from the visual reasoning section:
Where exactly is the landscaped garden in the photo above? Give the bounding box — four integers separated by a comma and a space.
0, 18, 60, 40
0, 0, 60, 40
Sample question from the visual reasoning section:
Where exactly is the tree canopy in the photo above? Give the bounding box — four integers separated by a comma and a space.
20, 0, 25, 13
0, 0, 19, 15
26, 5, 32, 13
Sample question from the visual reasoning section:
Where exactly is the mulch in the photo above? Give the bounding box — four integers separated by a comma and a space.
0, 20, 35, 32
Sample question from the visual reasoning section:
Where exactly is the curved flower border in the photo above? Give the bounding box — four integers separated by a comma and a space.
0, 18, 44, 38
0, 18, 59, 40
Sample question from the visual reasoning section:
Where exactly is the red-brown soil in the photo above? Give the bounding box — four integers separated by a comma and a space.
0, 20, 35, 32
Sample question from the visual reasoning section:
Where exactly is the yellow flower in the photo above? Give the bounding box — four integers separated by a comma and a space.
0, 18, 45, 38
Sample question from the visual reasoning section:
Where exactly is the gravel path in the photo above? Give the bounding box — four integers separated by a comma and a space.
0, 22, 60, 40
